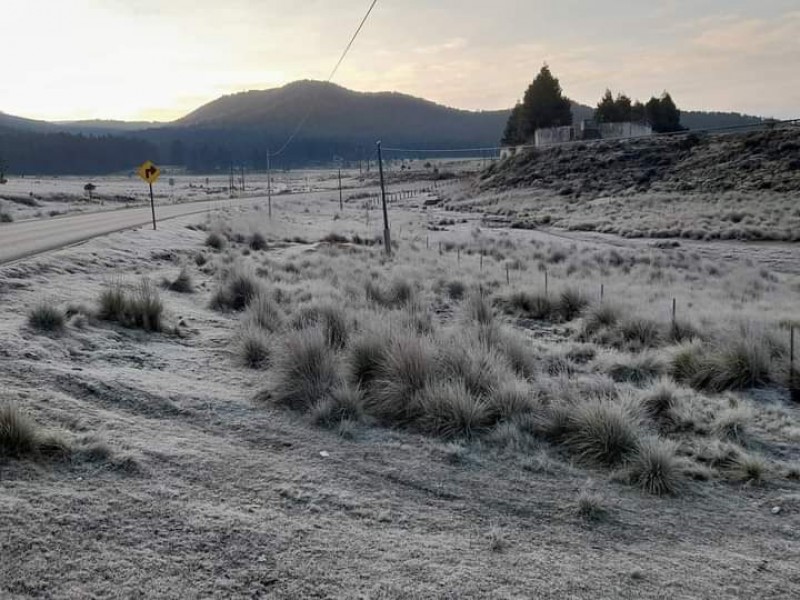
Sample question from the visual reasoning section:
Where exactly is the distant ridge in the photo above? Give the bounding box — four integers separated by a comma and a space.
0, 80, 771, 173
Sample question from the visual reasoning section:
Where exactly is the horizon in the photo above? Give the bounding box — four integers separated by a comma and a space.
2, 1, 799, 122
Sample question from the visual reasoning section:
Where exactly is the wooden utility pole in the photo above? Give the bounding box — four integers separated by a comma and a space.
266, 149, 272, 219
338, 168, 343, 211
377, 141, 391, 255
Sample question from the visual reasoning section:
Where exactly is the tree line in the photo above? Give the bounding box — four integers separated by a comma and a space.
502, 65, 684, 145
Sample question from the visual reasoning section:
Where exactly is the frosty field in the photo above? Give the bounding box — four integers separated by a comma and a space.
1, 167, 799, 599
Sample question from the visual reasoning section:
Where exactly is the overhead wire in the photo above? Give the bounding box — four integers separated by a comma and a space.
271, 0, 380, 157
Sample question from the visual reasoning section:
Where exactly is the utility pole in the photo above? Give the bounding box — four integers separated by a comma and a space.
240, 165, 245, 192
377, 141, 391, 255
266, 149, 272, 219
338, 168, 343, 211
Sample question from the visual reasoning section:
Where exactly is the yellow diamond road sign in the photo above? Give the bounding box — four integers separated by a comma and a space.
137, 160, 160, 184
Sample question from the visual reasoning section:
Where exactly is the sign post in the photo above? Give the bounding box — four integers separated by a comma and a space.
137, 160, 161, 230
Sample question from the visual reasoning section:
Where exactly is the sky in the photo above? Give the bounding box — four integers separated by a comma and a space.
2, 0, 799, 122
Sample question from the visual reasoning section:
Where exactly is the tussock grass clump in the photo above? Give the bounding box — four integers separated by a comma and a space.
0, 403, 39, 459
671, 327, 777, 392
713, 407, 751, 445
629, 437, 682, 495
205, 232, 227, 251
566, 401, 641, 467
487, 380, 538, 420
311, 384, 365, 428
583, 302, 623, 336
127, 279, 163, 332
243, 291, 284, 333
558, 287, 589, 321
348, 325, 391, 386
365, 277, 417, 308
98, 281, 128, 322
166, 268, 194, 293
492, 328, 537, 380
368, 332, 437, 424
97, 279, 163, 332
576, 489, 608, 522
272, 327, 343, 411
728, 452, 769, 483
292, 303, 351, 349
506, 290, 555, 320
463, 291, 494, 326
437, 338, 509, 399
619, 317, 663, 350
641, 378, 680, 423
445, 279, 466, 300
28, 301, 65, 333
249, 232, 268, 251
417, 379, 492, 439
237, 325, 271, 368
210, 264, 262, 311
607, 353, 665, 385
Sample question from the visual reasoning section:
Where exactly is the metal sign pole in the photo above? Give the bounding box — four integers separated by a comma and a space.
149, 182, 157, 230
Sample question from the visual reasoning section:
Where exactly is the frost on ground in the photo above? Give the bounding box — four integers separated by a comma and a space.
1, 182, 799, 599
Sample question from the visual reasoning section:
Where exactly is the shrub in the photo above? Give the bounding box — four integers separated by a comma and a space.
566, 401, 640, 466
417, 379, 492, 439
210, 264, 261, 311
205, 232, 227, 251
237, 325, 271, 368
0, 403, 39, 459
558, 287, 589, 321
167, 268, 194, 293
249, 232, 268, 251
292, 303, 351, 349
28, 301, 65, 333
244, 291, 284, 333
368, 333, 436, 424
272, 327, 342, 411
629, 437, 682, 495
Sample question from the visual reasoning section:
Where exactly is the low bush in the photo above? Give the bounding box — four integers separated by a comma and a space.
506, 290, 555, 320
558, 287, 589, 321
249, 232, 268, 251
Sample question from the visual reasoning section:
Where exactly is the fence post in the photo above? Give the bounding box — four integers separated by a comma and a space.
506, 264, 510, 285
377, 141, 391, 255
544, 267, 549, 297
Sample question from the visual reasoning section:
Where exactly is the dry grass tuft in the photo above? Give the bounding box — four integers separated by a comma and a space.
97, 279, 163, 332
292, 303, 351, 349
418, 379, 492, 439
205, 232, 227, 251
272, 327, 343, 411
237, 324, 271, 368
243, 291, 284, 333
28, 301, 65, 333
311, 384, 365, 428
629, 437, 683, 495
0, 403, 39, 459
576, 489, 608, 522
566, 401, 641, 467
210, 263, 262, 311
167, 268, 194, 293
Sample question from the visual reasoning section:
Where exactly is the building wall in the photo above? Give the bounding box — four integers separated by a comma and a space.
598, 122, 652, 139
534, 126, 575, 147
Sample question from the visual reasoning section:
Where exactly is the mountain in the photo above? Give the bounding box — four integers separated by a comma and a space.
0, 80, 773, 174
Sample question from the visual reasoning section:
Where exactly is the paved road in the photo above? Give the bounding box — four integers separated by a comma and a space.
0, 196, 268, 265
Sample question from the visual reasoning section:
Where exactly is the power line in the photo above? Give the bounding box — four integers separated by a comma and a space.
272, 0, 380, 157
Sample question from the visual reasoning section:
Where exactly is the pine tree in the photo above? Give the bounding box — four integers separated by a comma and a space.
502, 65, 572, 144
646, 92, 683, 133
